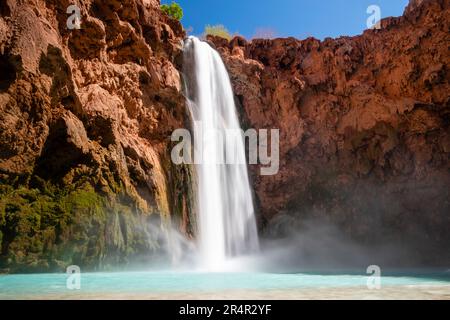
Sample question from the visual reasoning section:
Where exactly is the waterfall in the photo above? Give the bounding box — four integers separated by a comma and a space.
183, 37, 259, 271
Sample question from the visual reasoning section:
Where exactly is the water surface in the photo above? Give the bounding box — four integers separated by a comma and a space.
1, 271, 449, 299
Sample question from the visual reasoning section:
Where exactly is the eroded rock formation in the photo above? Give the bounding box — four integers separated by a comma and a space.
0, 0, 194, 272
0, 0, 448, 272
209, 0, 449, 264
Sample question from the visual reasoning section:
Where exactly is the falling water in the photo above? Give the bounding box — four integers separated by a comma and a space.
183, 37, 259, 271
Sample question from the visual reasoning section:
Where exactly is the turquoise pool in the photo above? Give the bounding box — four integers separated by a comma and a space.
1, 271, 449, 299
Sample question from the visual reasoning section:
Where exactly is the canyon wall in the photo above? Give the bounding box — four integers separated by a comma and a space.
0, 0, 194, 272
0, 0, 448, 272
210, 0, 449, 264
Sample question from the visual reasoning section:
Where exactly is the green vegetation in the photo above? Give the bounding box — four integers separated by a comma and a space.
0, 181, 159, 273
161, 1, 183, 21
204, 24, 233, 40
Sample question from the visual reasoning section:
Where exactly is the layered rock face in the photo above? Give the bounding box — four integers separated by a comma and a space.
0, 0, 194, 272
210, 0, 449, 264
1, 0, 448, 272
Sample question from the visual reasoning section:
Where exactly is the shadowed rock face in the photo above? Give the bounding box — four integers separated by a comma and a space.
0, 0, 195, 272
209, 0, 450, 265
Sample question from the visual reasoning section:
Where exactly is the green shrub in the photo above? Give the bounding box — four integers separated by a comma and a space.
161, 1, 183, 21
204, 24, 232, 40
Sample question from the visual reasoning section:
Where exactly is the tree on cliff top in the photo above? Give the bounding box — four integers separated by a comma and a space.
204, 24, 232, 40
161, 1, 183, 21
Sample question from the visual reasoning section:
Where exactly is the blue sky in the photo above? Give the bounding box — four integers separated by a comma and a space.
161, 0, 409, 39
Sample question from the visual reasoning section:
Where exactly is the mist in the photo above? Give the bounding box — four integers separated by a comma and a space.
153, 213, 449, 276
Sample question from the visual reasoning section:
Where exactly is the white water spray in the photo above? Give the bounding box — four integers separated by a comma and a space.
183, 37, 259, 271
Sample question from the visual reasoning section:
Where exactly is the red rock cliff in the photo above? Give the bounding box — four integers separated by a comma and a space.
0, 0, 449, 271
0, 0, 194, 272
209, 0, 449, 264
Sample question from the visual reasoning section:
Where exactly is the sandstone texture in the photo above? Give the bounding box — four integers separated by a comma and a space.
0, 0, 449, 272
210, 0, 449, 264
0, 0, 194, 272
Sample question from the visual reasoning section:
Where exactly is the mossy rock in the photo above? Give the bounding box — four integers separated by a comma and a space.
0, 181, 167, 273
